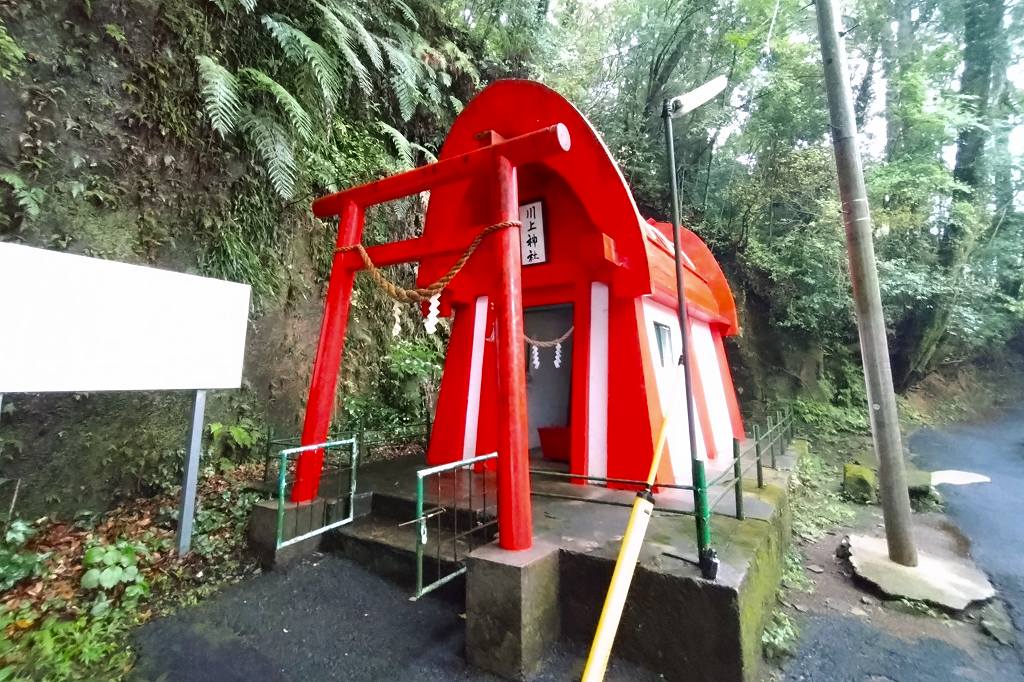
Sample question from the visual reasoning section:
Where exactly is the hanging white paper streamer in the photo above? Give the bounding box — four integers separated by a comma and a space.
531, 344, 540, 369
553, 342, 562, 368
424, 293, 440, 334
391, 301, 402, 337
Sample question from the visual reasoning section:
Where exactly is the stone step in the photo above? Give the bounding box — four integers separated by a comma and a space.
369, 490, 496, 534
329, 509, 495, 594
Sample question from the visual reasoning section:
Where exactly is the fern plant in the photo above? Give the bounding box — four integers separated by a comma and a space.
0, 172, 46, 224
196, 0, 477, 200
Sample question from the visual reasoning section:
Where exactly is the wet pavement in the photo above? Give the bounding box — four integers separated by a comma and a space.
909, 407, 1024, 646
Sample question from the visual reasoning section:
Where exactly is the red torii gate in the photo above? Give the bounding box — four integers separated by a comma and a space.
291, 122, 572, 552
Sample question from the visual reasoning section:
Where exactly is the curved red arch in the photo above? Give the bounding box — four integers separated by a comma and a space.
417, 79, 652, 297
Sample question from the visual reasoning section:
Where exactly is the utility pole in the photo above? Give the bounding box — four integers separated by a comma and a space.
814, 0, 918, 566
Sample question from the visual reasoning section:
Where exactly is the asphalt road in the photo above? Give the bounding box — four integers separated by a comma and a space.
131, 553, 657, 682
909, 407, 1024, 640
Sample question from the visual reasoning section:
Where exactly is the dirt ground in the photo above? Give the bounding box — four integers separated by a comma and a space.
769, 519, 1019, 681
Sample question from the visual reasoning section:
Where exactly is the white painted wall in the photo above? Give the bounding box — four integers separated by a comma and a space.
0, 243, 250, 392
641, 299, 706, 485
587, 282, 609, 480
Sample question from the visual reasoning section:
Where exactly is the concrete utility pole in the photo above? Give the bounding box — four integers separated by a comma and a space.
814, 0, 918, 566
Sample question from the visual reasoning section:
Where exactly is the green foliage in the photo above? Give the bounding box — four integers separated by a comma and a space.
0, 521, 46, 592
377, 122, 436, 168
789, 445, 856, 542
0, 607, 136, 681
386, 338, 443, 381
780, 547, 814, 593
0, 172, 46, 224
79, 540, 149, 608
198, 176, 285, 305
207, 417, 264, 471
762, 609, 799, 661
196, 55, 243, 138
0, 20, 24, 80
195, 0, 470, 200
189, 487, 261, 563
790, 399, 869, 435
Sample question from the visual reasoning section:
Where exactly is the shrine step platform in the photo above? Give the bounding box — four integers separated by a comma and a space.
297, 446, 799, 682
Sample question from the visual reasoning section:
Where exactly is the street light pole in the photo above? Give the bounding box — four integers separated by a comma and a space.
661, 77, 727, 580
814, 0, 918, 566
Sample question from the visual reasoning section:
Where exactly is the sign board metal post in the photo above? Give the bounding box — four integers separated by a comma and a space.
176, 389, 207, 556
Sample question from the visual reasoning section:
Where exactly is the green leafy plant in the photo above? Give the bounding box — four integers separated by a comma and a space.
0, 19, 24, 80
195, 0, 474, 198
762, 609, 799, 661
208, 417, 264, 470
79, 540, 149, 606
0, 520, 46, 591
103, 23, 127, 46
0, 172, 46, 224
0, 607, 136, 680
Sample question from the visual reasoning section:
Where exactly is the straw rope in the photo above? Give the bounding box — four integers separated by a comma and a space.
336, 220, 520, 303
524, 325, 574, 348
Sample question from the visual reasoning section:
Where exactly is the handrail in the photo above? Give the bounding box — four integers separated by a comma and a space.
705, 405, 795, 520
279, 437, 356, 457
417, 452, 497, 479
275, 438, 359, 549
529, 469, 694, 491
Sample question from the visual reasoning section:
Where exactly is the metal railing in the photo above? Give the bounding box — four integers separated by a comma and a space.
707, 405, 794, 520
262, 423, 427, 486
274, 438, 358, 550
407, 452, 498, 600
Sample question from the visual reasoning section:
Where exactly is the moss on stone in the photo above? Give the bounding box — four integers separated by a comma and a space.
843, 462, 877, 503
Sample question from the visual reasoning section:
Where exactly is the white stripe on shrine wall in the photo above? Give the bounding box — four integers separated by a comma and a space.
691, 320, 733, 468
587, 282, 609, 481
462, 296, 489, 460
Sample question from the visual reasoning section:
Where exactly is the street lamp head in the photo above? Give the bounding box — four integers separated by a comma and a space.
662, 75, 728, 119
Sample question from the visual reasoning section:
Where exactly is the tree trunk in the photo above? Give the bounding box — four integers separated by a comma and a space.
893, 0, 1005, 389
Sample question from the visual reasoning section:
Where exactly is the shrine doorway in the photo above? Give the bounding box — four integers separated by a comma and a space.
524, 303, 574, 464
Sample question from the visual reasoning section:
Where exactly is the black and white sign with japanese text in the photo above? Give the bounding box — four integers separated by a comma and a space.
519, 200, 547, 265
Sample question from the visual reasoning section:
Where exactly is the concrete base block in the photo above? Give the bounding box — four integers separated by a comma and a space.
247, 497, 326, 569
466, 540, 560, 679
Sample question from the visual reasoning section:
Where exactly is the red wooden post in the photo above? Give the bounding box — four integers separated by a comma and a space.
492, 156, 533, 550
292, 201, 365, 502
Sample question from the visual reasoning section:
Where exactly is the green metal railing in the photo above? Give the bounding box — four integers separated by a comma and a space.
707, 406, 795, 521
274, 438, 358, 550
408, 452, 498, 600
263, 423, 427, 486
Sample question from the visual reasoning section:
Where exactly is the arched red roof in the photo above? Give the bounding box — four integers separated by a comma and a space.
416, 79, 738, 336
418, 79, 651, 296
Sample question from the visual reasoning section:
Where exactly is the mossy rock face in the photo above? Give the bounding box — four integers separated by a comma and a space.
843, 462, 877, 503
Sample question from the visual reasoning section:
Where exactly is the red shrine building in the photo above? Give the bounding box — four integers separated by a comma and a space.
420, 81, 744, 487
294, 79, 744, 550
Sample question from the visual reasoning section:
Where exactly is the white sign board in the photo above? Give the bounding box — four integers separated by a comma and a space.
0, 243, 250, 392
519, 201, 547, 265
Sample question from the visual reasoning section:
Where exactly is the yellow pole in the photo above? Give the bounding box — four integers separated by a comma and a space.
581, 417, 671, 682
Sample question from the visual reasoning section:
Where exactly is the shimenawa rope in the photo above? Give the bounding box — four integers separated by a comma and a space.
336, 219, 521, 303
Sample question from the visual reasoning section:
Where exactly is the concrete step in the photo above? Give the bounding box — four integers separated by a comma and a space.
329, 510, 494, 595
369, 490, 497, 536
